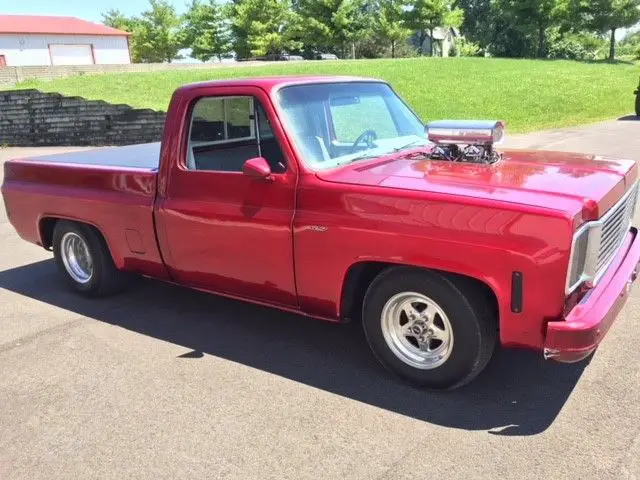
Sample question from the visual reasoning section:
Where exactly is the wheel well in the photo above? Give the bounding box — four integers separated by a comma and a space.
443, 270, 499, 326
39, 217, 111, 257
39, 217, 58, 249
340, 262, 391, 321
340, 262, 499, 326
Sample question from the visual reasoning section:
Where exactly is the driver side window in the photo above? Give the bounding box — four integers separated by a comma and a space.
187, 96, 286, 173
329, 95, 398, 143
188, 96, 257, 172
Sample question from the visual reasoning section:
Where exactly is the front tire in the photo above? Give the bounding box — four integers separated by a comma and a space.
52, 220, 131, 297
362, 267, 496, 390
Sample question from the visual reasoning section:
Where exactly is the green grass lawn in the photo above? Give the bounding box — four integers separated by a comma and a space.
14, 57, 640, 133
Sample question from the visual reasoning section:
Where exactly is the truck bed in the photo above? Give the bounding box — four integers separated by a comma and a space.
1, 142, 167, 279
24, 142, 161, 170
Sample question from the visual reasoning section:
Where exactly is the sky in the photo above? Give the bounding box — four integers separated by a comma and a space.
0, 0, 188, 23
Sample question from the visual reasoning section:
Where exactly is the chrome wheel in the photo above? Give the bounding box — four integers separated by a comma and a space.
380, 292, 454, 370
60, 232, 93, 284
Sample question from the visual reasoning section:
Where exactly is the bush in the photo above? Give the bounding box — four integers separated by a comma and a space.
356, 37, 387, 59
366, 41, 418, 59
456, 38, 482, 57
386, 42, 419, 58
617, 30, 640, 60
547, 32, 606, 61
617, 43, 636, 57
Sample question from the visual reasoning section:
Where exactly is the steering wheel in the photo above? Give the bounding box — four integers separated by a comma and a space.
351, 129, 378, 153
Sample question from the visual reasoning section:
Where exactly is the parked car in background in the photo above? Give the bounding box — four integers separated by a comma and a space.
269, 53, 303, 61
304, 51, 340, 60
3, 76, 640, 390
249, 53, 304, 62
317, 53, 339, 60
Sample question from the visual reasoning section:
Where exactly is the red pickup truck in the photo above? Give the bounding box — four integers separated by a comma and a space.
3, 76, 640, 390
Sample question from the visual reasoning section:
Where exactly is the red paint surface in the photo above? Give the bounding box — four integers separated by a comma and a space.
0, 15, 130, 36
2, 161, 167, 279
2, 76, 638, 354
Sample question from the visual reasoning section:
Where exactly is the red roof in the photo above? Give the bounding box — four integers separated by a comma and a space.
0, 15, 130, 36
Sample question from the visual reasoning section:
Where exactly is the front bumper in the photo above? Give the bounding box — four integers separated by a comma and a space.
544, 227, 640, 363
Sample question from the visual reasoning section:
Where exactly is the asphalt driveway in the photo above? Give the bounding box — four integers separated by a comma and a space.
1, 118, 639, 480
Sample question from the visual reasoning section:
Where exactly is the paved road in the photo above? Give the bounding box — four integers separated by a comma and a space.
1, 119, 639, 480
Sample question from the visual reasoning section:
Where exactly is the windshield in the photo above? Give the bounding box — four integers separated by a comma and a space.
276, 82, 429, 171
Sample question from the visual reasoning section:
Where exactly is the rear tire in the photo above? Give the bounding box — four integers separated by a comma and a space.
52, 220, 131, 297
635, 92, 640, 117
362, 267, 496, 390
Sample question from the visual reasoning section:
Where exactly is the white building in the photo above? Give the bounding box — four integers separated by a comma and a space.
411, 27, 460, 58
0, 15, 131, 67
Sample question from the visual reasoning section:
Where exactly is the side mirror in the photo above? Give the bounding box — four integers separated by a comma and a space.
243, 157, 272, 180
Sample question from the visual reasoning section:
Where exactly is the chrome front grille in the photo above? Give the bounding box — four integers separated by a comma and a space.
566, 182, 638, 294
595, 183, 638, 277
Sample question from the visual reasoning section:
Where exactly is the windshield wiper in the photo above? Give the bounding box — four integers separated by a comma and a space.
392, 139, 428, 153
337, 140, 429, 167
337, 152, 380, 166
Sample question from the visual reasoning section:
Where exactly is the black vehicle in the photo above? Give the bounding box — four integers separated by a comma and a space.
303, 50, 340, 60
269, 52, 303, 61
635, 77, 640, 116
250, 53, 304, 62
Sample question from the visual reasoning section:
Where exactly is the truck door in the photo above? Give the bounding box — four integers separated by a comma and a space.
154, 86, 298, 307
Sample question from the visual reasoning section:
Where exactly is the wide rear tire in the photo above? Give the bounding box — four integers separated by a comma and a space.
362, 267, 496, 390
52, 220, 131, 297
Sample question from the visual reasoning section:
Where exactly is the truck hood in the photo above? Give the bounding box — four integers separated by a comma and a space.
317, 149, 638, 221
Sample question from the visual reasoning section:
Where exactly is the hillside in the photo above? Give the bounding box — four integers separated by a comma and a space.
14, 57, 640, 133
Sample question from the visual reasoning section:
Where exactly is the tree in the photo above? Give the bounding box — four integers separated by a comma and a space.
406, 0, 464, 56
102, 9, 136, 32
103, 1, 183, 63
133, 0, 183, 63
454, 0, 492, 50
375, 0, 411, 57
491, 0, 563, 58
335, 0, 375, 57
181, 0, 232, 61
293, 0, 374, 57
583, 0, 640, 61
102, 9, 143, 62
455, 0, 593, 59
230, 0, 302, 58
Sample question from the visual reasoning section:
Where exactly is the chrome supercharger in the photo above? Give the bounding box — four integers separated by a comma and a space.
425, 120, 505, 164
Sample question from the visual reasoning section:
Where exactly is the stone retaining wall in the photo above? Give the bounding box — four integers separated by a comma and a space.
0, 62, 265, 86
0, 89, 166, 147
